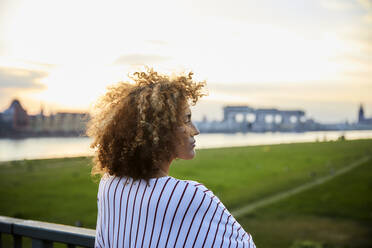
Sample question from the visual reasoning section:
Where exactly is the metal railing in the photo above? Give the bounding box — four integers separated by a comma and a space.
0, 216, 95, 248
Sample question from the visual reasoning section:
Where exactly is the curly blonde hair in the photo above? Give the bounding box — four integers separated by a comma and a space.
87, 68, 206, 182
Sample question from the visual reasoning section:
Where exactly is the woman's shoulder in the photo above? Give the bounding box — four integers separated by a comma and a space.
171, 177, 224, 206
181, 179, 213, 195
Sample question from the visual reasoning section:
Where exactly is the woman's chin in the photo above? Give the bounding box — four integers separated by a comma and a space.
186, 150, 196, 160
178, 150, 196, 160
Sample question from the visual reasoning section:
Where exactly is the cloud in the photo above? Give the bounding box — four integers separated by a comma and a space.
358, 0, 372, 10
331, 52, 372, 70
357, 0, 372, 24
364, 14, 372, 23
319, 0, 357, 11
0, 40, 6, 56
114, 54, 171, 66
145, 40, 168, 46
0, 67, 47, 89
319, 0, 372, 27
24, 60, 56, 69
343, 26, 372, 54
208, 81, 371, 106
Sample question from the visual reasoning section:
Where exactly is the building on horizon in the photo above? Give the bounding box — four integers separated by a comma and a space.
0, 99, 29, 136
0, 99, 90, 138
358, 104, 372, 125
195, 104, 372, 133
196, 105, 311, 133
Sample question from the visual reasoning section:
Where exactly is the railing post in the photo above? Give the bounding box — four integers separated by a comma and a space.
13, 234, 22, 248
32, 239, 53, 248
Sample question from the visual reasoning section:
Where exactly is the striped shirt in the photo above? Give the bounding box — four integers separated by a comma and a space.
95, 175, 256, 248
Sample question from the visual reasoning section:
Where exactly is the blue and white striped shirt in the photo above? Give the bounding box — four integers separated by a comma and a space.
95, 175, 256, 248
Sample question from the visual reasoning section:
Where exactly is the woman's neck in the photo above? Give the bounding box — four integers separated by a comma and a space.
154, 159, 172, 178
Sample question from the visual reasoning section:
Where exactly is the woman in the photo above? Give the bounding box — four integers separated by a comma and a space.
88, 69, 256, 247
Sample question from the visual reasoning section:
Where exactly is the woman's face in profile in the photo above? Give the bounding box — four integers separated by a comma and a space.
174, 106, 200, 160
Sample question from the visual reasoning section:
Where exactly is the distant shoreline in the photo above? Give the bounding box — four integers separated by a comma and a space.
0, 132, 87, 140
2, 136, 372, 164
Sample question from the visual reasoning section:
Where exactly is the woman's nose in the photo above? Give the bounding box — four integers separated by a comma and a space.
191, 122, 200, 136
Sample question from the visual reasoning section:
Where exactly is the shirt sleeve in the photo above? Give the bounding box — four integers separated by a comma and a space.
181, 181, 256, 248
211, 205, 257, 248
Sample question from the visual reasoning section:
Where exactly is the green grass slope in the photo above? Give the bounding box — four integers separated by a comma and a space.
239, 158, 372, 248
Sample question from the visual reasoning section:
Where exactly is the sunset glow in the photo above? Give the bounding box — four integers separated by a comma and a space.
0, 0, 371, 122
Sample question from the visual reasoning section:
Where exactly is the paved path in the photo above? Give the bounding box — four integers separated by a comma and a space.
232, 156, 371, 218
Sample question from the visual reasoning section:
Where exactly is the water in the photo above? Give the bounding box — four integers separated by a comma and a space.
1, 130, 372, 162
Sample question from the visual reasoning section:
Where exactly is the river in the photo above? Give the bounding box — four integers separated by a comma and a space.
1, 130, 372, 162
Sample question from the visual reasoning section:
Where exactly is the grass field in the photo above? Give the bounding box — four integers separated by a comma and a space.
0, 139, 371, 247
240, 156, 372, 248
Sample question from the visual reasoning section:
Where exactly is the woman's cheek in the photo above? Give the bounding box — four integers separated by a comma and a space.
177, 125, 186, 133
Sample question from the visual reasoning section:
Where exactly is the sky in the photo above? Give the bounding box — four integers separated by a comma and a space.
0, 0, 371, 123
